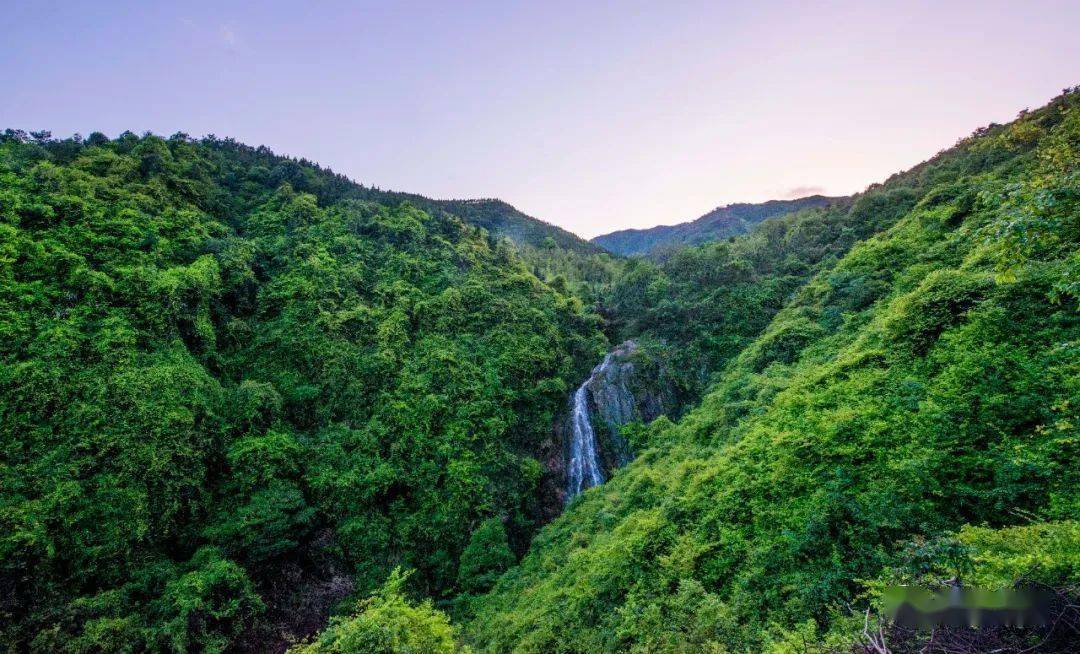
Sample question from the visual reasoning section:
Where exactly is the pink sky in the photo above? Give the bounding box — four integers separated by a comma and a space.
2, 0, 1077, 237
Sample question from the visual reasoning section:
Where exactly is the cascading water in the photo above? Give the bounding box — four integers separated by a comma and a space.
565, 352, 617, 501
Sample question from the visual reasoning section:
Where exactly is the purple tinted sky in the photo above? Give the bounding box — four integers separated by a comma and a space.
3, 1, 1077, 237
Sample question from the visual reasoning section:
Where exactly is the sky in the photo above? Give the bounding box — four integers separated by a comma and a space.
2, 1, 1078, 238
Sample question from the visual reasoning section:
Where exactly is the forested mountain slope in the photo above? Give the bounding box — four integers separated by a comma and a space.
0, 130, 607, 651
174, 136, 603, 255
464, 90, 1080, 652
3, 88, 1078, 654
591, 195, 836, 257
596, 104, 1052, 417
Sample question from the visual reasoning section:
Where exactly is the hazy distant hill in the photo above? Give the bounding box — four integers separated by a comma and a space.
591, 195, 838, 256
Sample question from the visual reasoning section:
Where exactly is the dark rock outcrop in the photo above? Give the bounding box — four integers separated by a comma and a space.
540, 340, 675, 518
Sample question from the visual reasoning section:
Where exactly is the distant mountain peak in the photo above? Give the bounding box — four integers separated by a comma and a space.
592, 195, 839, 256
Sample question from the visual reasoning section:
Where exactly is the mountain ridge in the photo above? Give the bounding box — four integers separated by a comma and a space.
591, 194, 839, 256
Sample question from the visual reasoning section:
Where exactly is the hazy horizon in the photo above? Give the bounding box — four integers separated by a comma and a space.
3, 1, 1077, 238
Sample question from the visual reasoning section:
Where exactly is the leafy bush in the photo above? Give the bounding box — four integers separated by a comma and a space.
290, 569, 463, 654
457, 519, 516, 594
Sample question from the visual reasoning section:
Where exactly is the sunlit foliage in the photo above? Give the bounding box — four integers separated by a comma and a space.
464, 89, 1079, 652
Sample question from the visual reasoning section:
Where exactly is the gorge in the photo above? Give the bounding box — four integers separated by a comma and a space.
2, 87, 1078, 654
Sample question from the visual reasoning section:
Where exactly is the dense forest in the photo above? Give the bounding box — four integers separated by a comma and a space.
1, 88, 1077, 653
0, 129, 606, 651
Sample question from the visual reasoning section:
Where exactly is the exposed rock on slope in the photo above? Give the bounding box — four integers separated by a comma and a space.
540, 340, 675, 513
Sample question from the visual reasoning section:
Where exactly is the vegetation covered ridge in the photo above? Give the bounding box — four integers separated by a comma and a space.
463, 88, 1080, 652
592, 94, 1068, 418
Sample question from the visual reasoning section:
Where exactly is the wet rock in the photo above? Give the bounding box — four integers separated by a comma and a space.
552, 340, 675, 508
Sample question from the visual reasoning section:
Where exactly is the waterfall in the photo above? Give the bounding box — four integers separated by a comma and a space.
565, 352, 617, 501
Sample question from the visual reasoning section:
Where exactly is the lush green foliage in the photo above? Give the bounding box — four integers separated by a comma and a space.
463, 90, 1080, 652
3, 88, 1077, 653
186, 137, 601, 255
0, 130, 605, 649
433, 199, 604, 255
879, 520, 1080, 590
457, 519, 516, 595
516, 241, 624, 311
596, 98, 1059, 416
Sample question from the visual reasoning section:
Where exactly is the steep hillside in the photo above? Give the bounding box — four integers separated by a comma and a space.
0, 130, 607, 650
596, 113, 1041, 415
465, 90, 1080, 652
591, 195, 836, 256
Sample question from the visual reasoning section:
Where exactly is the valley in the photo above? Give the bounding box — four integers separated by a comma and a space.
1, 87, 1078, 653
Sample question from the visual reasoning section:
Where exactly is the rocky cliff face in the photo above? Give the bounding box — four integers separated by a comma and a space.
583, 340, 655, 472
539, 340, 675, 516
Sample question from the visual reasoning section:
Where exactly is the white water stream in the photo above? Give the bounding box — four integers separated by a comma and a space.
565, 352, 618, 501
